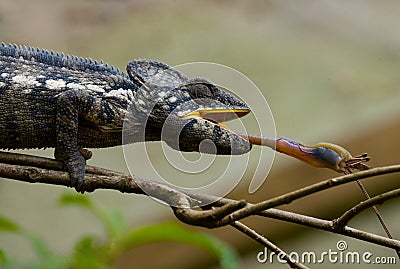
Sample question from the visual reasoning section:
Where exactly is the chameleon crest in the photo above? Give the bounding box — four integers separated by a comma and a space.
0, 44, 251, 192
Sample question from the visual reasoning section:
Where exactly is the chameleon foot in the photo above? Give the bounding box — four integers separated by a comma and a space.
65, 153, 86, 193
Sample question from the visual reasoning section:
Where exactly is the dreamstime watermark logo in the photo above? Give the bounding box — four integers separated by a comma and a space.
256, 240, 397, 265
122, 62, 275, 206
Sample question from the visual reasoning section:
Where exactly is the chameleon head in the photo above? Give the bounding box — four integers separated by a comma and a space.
127, 60, 252, 155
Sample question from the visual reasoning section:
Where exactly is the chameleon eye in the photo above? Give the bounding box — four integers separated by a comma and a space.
185, 83, 213, 99
184, 77, 218, 100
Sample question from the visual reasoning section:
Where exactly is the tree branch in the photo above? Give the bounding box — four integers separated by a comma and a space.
183, 165, 400, 228
258, 209, 400, 250
333, 188, 400, 229
1, 151, 399, 267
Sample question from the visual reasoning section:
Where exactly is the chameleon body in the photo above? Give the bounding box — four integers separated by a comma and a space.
0, 43, 251, 192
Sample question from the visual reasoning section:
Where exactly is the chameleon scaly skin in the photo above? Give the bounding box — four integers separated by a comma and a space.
0, 43, 251, 192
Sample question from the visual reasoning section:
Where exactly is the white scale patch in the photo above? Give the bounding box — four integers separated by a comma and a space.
126, 89, 134, 100
12, 75, 41, 87
104, 88, 134, 105
1, 73, 9, 78
105, 88, 124, 98
168, 96, 177, 103
0, 82, 5, 87
45, 79, 66, 90
67, 82, 86, 91
176, 108, 192, 117
87, 84, 105, 93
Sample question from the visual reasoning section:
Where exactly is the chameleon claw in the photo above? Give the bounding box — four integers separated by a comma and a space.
65, 153, 86, 193
55, 148, 87, 192
79, 148, 93, 160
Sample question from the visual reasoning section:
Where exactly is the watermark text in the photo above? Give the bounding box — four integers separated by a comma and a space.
257, 240, 397, 265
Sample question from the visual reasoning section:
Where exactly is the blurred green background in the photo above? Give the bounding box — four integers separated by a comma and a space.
0, 0, 399, 268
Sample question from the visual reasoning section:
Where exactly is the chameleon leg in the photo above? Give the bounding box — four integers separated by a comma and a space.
55, 90, 95, 192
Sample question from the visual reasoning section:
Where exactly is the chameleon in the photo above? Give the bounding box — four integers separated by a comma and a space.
0, 43, 252, 192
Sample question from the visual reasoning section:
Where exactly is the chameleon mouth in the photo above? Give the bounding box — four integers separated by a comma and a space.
183, 108, 250, 129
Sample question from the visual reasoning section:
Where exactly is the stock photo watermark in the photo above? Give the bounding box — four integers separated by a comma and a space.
256, 240, 397, 265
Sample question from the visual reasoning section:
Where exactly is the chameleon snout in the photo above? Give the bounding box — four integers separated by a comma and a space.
162, 106, 252, 155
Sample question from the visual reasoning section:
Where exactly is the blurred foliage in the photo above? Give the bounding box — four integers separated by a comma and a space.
0, 194, 239, 269
1, 1, 400, 268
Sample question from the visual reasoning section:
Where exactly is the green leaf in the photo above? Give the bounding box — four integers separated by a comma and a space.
26, 255, 71, 269
27, 234, 52, 259
72, 236, 106, 269
59, 193, 91, 208
0, 216, 19, 232
93, 209, 127, 239
59, 193, 127, 239
0, 249, 4, 262
0, 249, 12, 269
121, 223, 239, 269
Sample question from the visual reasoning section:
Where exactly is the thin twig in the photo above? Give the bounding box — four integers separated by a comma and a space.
189, 193, 400, 250
334, 188, 400, 229
258, 209, 400, 250
355, 180, 400, 259
231, 221, 310, 269
206, 165, 400, 227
